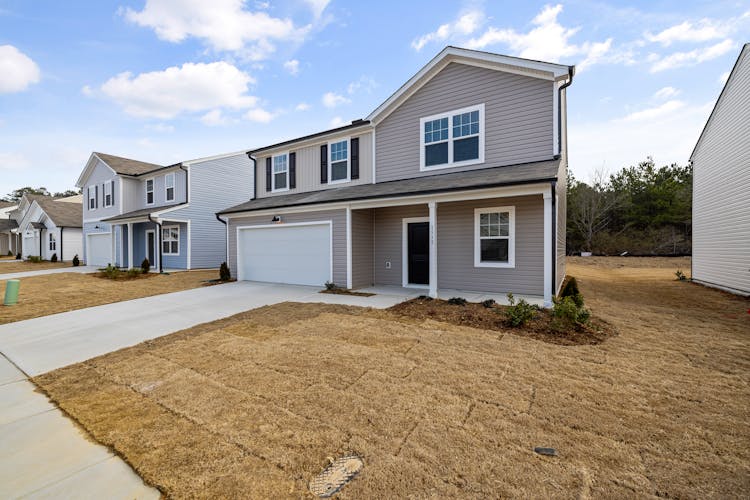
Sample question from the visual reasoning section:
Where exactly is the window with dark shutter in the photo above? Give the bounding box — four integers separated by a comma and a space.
351, 137, 359, 180
266, 157, 272, 192
320, 144, 328, 183
289, 152, 296, 189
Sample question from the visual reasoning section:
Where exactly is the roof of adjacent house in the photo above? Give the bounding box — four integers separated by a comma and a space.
33, 196, 83, 227
219, 159, 560, 215
0, 201, 17, 209
101, 203, 188, 223
94, 152, 166, 176
0, 218, 18, 231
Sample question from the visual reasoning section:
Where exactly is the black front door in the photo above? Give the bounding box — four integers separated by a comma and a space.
147, 231, 155, 265
407, 222, 429, 285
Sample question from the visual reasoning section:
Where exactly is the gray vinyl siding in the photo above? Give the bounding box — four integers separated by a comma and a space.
120, 177, 141, 214
692, 45, 750, 295
136, 168, 187, 210
372, 205, 429, 286
227, 209, 346, 285
376, 62, 554, 182
351, 209, 373, 288
256, 132, 373, 198
83, 160, 120, 220
168, 153, 254, 269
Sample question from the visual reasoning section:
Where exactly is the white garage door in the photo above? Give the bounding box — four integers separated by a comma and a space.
86, 233, 112, 266
238, 223, 331, 286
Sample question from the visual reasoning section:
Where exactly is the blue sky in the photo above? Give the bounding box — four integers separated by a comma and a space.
1, 0, 748, 195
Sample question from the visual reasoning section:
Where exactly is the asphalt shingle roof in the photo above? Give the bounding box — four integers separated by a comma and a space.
34, 197, 83, 227
95, 152, 165, 176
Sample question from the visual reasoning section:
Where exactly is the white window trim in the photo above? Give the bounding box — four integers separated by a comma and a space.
49, 232, 56, 251
401, 217, 430, 289
474, 206, 515, 268
87, 186, 97, 211
271, 152, 290, 193
161, 225, 180, 256
165, 172, 175, 202
103, 180, 113, 208
145, 178, 155, 205
420, 103, 485, 171
328, 137, 351, 184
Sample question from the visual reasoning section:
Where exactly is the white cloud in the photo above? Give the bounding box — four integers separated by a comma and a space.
649, 39, 734, 72
100, 61, 258, 119
122, 0, 307, 60
329, 116, 345, 127
81, 85, 93, 96
719, 71, 730, 85
653, 86, 680, 100
304, 0, 330, 19
283, 59, 300, 75
322, 91, 350, 108
465, 4, 612, 72
347, 75, 377, 95
645, 19, 727, 46
412, 9, 483, 51
244, 107, 275, 123
145, 123, 175, 133
200, 109, 228, 126
0, 45, 40, 93
295, 102, 310, 111
622, 100, 685, 122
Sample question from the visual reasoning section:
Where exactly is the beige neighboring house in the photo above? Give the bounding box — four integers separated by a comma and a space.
0, 201, 20, 256
219, 46, 574, 306
13, 194, 83, 262
690, 43, 750, 296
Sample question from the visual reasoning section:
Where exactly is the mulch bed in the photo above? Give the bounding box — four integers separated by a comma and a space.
320, 288, 375, 297
93, 271, 157, 281
388, 297, 617, 346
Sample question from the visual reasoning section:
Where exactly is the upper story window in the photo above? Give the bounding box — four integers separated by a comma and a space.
272, 153, 288, 191
145, 179, 154, 205
329, 139, 349, 183
103, 180, 113, 207
420, 103, 484, 171
165, 173, 175, 202
88, 185, 97, 210
474, 206, 515, 268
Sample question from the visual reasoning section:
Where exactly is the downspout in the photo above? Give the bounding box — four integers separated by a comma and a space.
246, 153, 257, 201
557, 66, 575, 156
60, 226, 64, 262
550, 181, 557, 297
215, 214, 228, 265
147, 214, 163, 273
39, 228, 43, 258
179, 164, 189, 203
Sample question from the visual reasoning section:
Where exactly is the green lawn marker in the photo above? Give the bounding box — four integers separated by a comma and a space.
3, 279, 20, 305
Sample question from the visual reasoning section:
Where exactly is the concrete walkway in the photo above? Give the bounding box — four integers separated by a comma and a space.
0, 355, 158, 499
0, 265, 99, 280
0, 281, 413, 376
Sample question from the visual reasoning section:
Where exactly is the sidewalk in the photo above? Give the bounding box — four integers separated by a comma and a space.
0, 266, 99, 281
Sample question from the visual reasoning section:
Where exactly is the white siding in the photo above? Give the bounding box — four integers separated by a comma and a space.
692, 45, 750, 295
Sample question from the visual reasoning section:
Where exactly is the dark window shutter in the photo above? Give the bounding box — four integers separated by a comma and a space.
289, 152, 296, 189
111, 180, 115, 205
350, 137, 359, 180
320, 144, 328, 184
95, 185, 98, 208
265, 157, 272, 191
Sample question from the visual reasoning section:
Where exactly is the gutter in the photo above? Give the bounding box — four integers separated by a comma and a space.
215, 214, 228, 265
245, 153, 257, 202
60, 226, 64, 262
557, 66, 575, 156
179, 164, 189, 203
147, 214, 163, 273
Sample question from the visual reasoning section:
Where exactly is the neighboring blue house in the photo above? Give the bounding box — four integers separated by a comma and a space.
75, 151, 253, 271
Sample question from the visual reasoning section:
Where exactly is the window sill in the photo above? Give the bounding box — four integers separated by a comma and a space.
474, 262, 515, 269
271, 187, 290, 193
328, 178, 350, 185
420, 157, 484, 172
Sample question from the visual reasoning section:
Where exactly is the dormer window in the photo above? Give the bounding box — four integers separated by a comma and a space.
146, 179, 154, 204
420, 104, 484, 170
165, 173, 175, 201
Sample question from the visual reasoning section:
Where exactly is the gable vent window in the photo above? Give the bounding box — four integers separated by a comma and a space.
420, 104, 484, 170
165, 173, 175, 201
329, 139, 349, 182
146, 179, 154, 204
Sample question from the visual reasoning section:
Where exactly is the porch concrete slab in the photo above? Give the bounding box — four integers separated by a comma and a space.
0, 265, 99, 280
0, 281, 410, 377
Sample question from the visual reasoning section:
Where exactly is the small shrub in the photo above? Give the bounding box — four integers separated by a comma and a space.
324, 281, 338, 291
72, 254, 80, 267
28, 255, 42, 263
141, 258, 150, 274
551, 296, 591, 332
447, 297, 468, 306
482, 298, 496, 308
101, 264, 121, 279
675, 269, 687, 281
559, 277, 580, 298
16, 252, 21, 260
6, 250, 11, 256
416, 295, 433, 301
219, 262, 231, 281
50, 253, 58, 262
126, 268, 142, 278
505, 293, 537, 327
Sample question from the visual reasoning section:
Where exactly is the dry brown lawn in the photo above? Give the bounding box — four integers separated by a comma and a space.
0, 270, 218, 324
34, 257, 749, 498
0, 260, 69, 273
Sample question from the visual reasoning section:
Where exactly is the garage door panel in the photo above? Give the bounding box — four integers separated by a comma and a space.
87, 233, 112, 267
238, 224, 331, 286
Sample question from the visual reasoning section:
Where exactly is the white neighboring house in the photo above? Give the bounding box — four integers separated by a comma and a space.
690, 43, 750, 296
14, 194, 83, 262
0, 201, 20, 256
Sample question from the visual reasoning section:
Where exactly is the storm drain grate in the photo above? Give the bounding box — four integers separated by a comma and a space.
309, 455, 364, 497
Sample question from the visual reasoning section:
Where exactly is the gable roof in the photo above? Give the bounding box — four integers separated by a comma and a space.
33, 196, 82, 227
94, 152, 164, 176
0, 201, 16, 209
691, 43, 750, 161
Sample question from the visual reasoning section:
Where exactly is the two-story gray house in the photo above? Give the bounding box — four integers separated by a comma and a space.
76, 151, 253, 271
219, 47, 574, 306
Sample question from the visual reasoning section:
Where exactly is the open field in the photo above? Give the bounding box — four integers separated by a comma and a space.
0, 260, 69, 273
0, 270, 219, 324
34, 257, 749, 498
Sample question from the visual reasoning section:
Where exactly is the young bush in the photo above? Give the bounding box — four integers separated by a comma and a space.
72, 254, 80, 267
28, 255, 42, 263
504, 293, 537, 327
551, 296, 591, 332
101, 264, 121, 279
482, 298, 496, 308
559, 277, 580, 298
141, 258, 150, 274
675, 269, 687, 281
126, 268, 142, 278
324, 281, 337, 291
50, 253, 58, 262
447, 297, 468, 306
16, 252, 21, 260
219, 262, 231, 281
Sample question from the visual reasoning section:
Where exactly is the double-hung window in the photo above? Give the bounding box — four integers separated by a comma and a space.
162, 226, 179, 255
420, 104, 484, 170
49, 233, 56, 251
145, 179, 154, 204
104, 181, 113, 207
88, 186, 97, 210
165, 173, 175, 201
329, 139, 349, 182
272, 153, 288, 191
474, 206, 514, 268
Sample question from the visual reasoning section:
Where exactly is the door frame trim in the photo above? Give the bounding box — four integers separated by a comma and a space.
402, 217, 430, 288
145, 229, 156, 269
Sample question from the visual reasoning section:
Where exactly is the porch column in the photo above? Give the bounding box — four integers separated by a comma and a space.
543, 189, 553, 307
345, 206, 352, 289
428, 201, 438, 298
127, 222, 134, 269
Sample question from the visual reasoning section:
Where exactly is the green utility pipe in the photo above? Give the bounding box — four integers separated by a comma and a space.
4, 279, 20, 306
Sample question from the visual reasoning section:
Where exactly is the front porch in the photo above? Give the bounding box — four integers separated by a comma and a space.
107, 219, 188, 272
